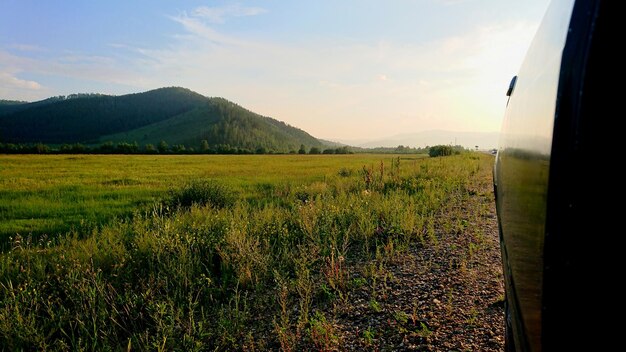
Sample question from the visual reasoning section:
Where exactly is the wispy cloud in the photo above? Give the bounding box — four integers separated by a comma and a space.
9, 44, 45, 52
192, 4, 267, 24
0, 51, 44, 97
0, 72, 42, 90
0, 48, 150, 99
169, 14, 249, 46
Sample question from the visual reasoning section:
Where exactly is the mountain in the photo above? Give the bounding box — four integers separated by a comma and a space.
101, 97, 322, 152
317, 139, 348, 148
0, 99, 30, 115
0, 87, 322, 152
341, 130, 500, 149
0, 99, 28, 107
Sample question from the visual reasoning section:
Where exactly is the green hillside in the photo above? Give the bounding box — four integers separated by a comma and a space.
0, 99, 29, 115
0, 88, 322, 152
0, 88, 207, 143
0, 99, 27, 107
102, 98, 322, 152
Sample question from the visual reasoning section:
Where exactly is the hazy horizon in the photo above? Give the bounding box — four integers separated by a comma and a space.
1, 0, 549, 140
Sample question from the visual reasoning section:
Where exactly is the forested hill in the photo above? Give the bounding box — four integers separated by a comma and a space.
0, 87, 322, 152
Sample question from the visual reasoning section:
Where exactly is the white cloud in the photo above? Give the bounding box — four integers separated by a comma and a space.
0, 49, 150, 98
192, 4, 267, 24
0, 72, 42, 90
9, 44, 45, 52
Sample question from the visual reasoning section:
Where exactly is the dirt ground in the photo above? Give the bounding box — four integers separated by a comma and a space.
324, 174, 505, 351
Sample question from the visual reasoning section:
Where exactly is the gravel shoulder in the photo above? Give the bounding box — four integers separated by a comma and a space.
323, 166, 504, 351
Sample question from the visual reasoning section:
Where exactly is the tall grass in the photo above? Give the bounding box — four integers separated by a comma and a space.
0, 153, 491, 350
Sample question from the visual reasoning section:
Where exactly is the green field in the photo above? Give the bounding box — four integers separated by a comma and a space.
0, 153, 498, 350
0, 154, 427, 240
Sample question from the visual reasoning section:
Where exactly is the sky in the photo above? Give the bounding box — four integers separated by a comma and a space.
0, 0, 550, 141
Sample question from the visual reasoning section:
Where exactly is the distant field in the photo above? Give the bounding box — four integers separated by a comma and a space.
0, 154, 427, 239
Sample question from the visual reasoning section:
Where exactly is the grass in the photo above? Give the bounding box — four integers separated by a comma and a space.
0, 153, 492, 350
0, 154, 427, 241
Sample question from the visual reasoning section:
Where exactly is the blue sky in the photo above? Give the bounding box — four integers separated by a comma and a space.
1, 0, 550, 140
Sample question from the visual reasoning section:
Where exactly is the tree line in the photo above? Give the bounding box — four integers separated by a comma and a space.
0, 141, 466, 156
0, 141, 354, 155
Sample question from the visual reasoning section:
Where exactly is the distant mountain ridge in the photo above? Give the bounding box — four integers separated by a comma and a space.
0, 87, 322, 152
337, 130, 500, 149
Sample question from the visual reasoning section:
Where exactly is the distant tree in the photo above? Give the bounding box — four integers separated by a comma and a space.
217, 144, 235, 154
34, 143, 50, 154
144, 144, 156, 153
289, 150, 296, 154
298, 144, 306, 154
200, 140, 210, 153
323, 148, 335, 154
335, 146, 350, 154
429, 145, 454, 157
0, 143, 9, 153
171, 144, 186, 153
256, 146, 267, 154
158, 140, 169, 153
98, 141, 115, 154
116, 142, 138, 154
60, 143, 87, 154
309, 147, 321, 154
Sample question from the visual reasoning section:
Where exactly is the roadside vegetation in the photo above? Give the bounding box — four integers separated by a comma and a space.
0, 153, 501, 350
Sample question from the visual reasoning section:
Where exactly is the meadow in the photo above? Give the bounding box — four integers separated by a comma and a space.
0, 153, 502, 350
0, 154, 427, 241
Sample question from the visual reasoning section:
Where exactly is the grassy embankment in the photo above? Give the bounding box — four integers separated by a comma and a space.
0, 153, 494, 350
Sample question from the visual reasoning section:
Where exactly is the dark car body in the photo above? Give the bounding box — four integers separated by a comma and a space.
494, 0, 613, 351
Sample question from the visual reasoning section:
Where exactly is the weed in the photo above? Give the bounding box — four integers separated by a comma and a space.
350, 277, 367, 289
393, 310, 409, 325
308, 311, 338, 351
362, 165, 373, 190
323, 248, 346, 292
362, 327, 375, 345
466, 307, 479, 326
416, 322, 432, 338
167, 180, 236, 209
369, 299, 382, 313
446, 289, 455, 317
410, 299, 419, 326
338, 168, 352, 177
274, 278, 296, 352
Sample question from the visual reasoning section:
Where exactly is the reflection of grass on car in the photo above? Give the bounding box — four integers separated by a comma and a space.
0, 153, 493, 350
496, 152, 550, 344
